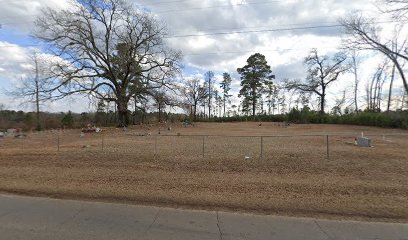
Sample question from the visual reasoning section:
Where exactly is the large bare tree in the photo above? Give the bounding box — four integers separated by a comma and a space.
34, 0, 181, 126
340, 13, 408, 96
286, 49, 349, 115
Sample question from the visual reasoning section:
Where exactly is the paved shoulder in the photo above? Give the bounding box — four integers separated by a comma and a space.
0, 194, 407, 240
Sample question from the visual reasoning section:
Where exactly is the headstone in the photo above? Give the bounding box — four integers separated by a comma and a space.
0, 132, 4, 138
357, 137, 371, 147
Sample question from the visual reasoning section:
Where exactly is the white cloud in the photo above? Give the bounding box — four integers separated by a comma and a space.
0, 42, 31, 83
0, 0, 74, 32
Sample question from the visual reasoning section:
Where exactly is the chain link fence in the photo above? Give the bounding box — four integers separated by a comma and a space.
1, 131, 407, 162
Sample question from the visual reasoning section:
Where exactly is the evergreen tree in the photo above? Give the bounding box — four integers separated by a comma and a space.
220, 73, 232, 117
205, 71, 215, 119
237, 53, 275, 118
61, 111, 74, 128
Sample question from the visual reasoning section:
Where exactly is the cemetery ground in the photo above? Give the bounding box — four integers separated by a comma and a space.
0, 122, 407, 222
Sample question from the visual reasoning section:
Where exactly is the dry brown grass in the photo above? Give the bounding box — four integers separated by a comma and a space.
0, 122, 407, 222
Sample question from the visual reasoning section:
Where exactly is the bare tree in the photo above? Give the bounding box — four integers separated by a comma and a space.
387, 63, 397, 112
363, 60, 388, 111
331, 90, 347, 115
348, 50, 361, 112
340, 14, 408, 95
181, 78, 207, 121
382, 0, 408, 19
286, 49, 349, 115
278, 93, 287, 114
150, 88, 176, 123
9, 52, 52, 130
386, 40, 404, 112
34, 0, 181, 127
264, 81, 279, 114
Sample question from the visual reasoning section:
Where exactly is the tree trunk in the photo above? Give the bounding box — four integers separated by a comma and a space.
387, 64, 396, 112
208, 81, 211, 119
320, 86, 326, 115
366, 83, 370, 111
352, 51, 359, 112
203, 102, 206, 118
369, 74, 376, 111
252, 86, 256, 119
134, 99, 137, 125
34, 58, 41, 131
391, 57, 408, 103
117, 99, 129, 127
252, 96, 256, 120
35, 84, 40, 131
354, 78, 358, 112
320, 98, 325, 115
252, 99, 256, 119
374, 74, 379, 111
194, 102, 197, 121
223, 96, 226, 117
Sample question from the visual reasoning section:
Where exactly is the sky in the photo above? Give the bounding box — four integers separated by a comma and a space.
0, 0, 404, 113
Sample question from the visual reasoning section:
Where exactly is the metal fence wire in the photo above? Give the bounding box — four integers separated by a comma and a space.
1, 131, 407, 162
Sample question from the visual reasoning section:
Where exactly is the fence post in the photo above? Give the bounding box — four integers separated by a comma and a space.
326, 135, 329, 159
57, 135, 60, 152
260, 136, 263, 160
202, 135, 205, 158
101, 134, 104, 152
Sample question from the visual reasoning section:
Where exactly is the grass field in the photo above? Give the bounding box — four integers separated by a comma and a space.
0, 122, 407, 222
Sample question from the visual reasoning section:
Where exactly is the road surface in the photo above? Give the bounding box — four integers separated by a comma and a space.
0, 194, 407, 240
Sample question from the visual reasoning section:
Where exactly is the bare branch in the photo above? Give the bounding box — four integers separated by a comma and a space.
34, 0, 182, 126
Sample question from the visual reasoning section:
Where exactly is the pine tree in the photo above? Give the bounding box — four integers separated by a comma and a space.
220, 73, 232, 117
237, 53, 275, 118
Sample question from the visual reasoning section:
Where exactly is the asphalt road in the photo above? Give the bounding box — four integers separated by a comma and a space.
0, 194, 407, 240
